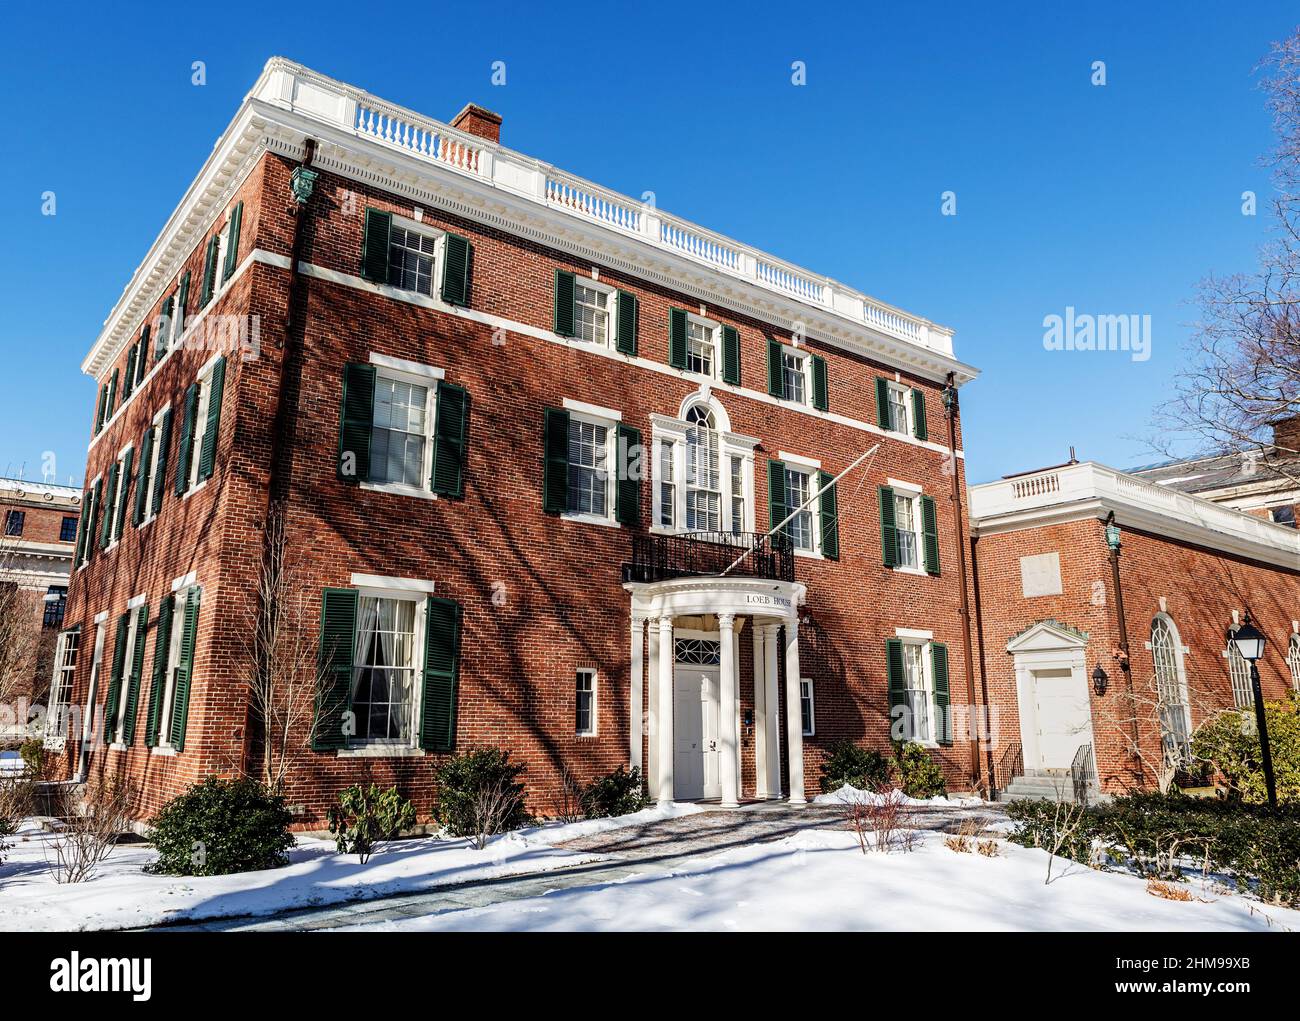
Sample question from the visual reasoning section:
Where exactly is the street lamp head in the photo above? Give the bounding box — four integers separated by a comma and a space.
1091, 664, 1109, 695
1229, 614, 1266, 662
1104, 522, 1121, 552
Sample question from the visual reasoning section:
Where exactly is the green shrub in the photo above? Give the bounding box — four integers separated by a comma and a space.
18, 738, 44, 779
435, 748, 533, 841
327, 784, 416, 864
894, 742, 947, 799
582, 765, 649, 818
0, 814, 13, 866
1006, 792, 1300, 906
818, 740, 891, 793
145, 777, 294, 876
1192, 701, 1300, 805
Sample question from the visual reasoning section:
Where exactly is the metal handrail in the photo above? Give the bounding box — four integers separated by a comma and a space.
623, 531, 795, 583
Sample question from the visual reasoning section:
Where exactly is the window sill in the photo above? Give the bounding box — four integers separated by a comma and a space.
150, 745, 177, 757
793, 548, 823, 560
360, 481, 438, 501
109, 742, 127, 752
892, 565, 928, 577
336, 745, 426, 759
561, 512, 620, 529
576, 731, 598, 739
182, 479, 209, 502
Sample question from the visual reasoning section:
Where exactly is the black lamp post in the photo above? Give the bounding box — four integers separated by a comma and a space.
1228, 613, 1277, 811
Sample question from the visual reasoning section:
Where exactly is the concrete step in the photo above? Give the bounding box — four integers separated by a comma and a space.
1001, 773, 1101, 805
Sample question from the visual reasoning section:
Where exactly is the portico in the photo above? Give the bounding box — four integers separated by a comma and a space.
625, 574, 809, 807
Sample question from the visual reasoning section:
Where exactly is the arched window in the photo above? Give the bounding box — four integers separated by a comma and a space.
1151, 615, 1191, 763
685, 405, 721, 532
1226, 641, 1253, 709
1287, 634, 1300, 691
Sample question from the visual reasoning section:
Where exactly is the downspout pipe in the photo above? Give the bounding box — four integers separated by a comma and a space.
943, 373, 988, 792
1105, 510, 1141, 784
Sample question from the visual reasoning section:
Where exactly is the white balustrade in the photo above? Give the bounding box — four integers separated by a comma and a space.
544, 173, 641, 233
355, 102, 484, 175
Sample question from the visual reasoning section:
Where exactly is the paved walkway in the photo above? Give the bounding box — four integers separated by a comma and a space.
158, 799, 1005, 931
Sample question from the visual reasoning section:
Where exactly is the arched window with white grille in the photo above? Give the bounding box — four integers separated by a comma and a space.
1226, 641, 1253, 709
685, 405, 721, 532
1287, 634, 1300, 691
1151, 615, 1191, 763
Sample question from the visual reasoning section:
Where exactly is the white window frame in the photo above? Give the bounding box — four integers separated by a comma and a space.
110, 603, 145, 747
885, 380, 912, 434
106, 443, 134, 549
685, 313, 720, 380
156, 587, 199, 752
781, 348, 812, 406
562, 407, 619, 527
800, 677, 815, 737
898, 637, 937, 746
1288, 634, 1300, 690
572, 275, 616, 349
576, 668, 597, 736
343, 590, 427, 750
363, 365, 439, 499
784, 463, 818, 554
651, 401, 756, 539
386, 216, 444, 298
80, 617, 107, 757
889, 480, 925, 574
1150, 614, 1192, 763
139, 404, 171, 527
43, 629, 80, 751
1226, 641, 1253, 710
77, 475, 101, 569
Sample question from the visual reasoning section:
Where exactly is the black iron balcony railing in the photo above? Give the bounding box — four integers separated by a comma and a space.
622, 531, 795, 584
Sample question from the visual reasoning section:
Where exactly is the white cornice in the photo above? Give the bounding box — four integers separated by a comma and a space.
969, 461, 1300, 572
82, 57, 978, 388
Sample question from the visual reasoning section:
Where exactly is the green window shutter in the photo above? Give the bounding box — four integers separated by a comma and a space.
222, 202, 243, 283
875, 377, 891, 430
121, 604, 149, 745
361, 208, 392, 283
878, 485, 897, 567
133, 427, 154, 526
151, 408, 172, 516
100, 464, 119, 549
136, 333, 149, 385
920, 493, 940, 575
84, 479, 102, 564
767, 459, 788, 537
721, 325, 741, 385
200, 235, 219, 306
553, 270, 576, 337
174, 383, 199, 496
103, 612, 130, 742
73, 489, 90, 565
812, 354, 828, 411
94, 384, 107, 435
615, 289, 638, 355
176, 271, 191, 337
440, 233, 473, 306
886, 637, 906, 722
912, 389, 928, 440
818, 470, 839, 560
542, 407, 570, 514
668, 307, 688, 369
169, 587, 201, 752
931, 642, 951, 745
419, 596, 462, 752
767, 338, 784, 398
337, 363, 376, 483
107, 369, 119, 418
145, 595, 174, 747
113, 447, 134, 539
123, 346, 137, 400
615, 423, 641, 526
431, 381, 469, 497
160, 293, 176, 349
313, 588, 357, 751
197, 356, 227, 482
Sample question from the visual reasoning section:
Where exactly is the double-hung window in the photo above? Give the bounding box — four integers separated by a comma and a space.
567, 415, 611, 519
352, 596, 421, 744
576, 669, 596, 736
894, 493, 920, 569
886, 382, 910, 433
387, 223, 439, 296
59, 516, 78, 542
686, 319, 717, 378
109, 607, 144, 745
900, 641, 933, 743
729, 457, 746, 535
106, 445, 134, 547
370, 374, 434, 489
784, 465, 815, 552
4, 510, 23, 536
574, 280, 611, 346
43, 586, 67, 629
658, 439, 676, 528
800, 678, 815, 736
136, 406, 170, 526
782, 350, 808, 406
44, 628, 79, 750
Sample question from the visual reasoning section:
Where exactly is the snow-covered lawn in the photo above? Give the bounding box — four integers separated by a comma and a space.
0, 803, 704, 932
338, 827, 1300, 933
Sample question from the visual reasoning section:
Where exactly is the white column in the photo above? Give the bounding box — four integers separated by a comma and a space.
646, 617, 660, 800
629, 615, 644, 774
763, 624, 781, 798
718, 613, 739, 808
784, 618, 806, 805
753, 623, 768, 799
657, 616, 675, 806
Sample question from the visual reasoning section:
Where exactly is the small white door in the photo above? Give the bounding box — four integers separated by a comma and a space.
674, 664, 719, 800
1031, 667, 1090, 769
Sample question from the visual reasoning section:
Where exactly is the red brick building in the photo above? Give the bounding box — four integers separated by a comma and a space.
969, 460, 1300, 800
49, 59, 982, 823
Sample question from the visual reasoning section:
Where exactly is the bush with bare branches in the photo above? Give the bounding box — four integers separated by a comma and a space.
46, 774, 136, 884
841, 786, 917, 854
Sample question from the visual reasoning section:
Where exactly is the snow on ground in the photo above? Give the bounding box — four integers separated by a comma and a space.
812, 784, 984, 808
338, 827, 1300, 933
0, 751, 23, 775
0, 803, 704, 932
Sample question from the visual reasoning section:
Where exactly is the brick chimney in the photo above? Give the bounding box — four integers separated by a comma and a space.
1274, 414, 1300, 455
450, 103, 502, 144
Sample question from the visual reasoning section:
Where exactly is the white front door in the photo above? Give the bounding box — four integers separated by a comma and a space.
674, 663, 720, 800
1031, 667, 1091, 769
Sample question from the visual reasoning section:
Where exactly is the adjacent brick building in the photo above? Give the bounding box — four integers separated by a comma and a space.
969, 460, 1300, 799
49, 59, 984, 823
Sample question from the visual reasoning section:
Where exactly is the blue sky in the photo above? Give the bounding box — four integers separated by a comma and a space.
0, 1, 1293, 487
